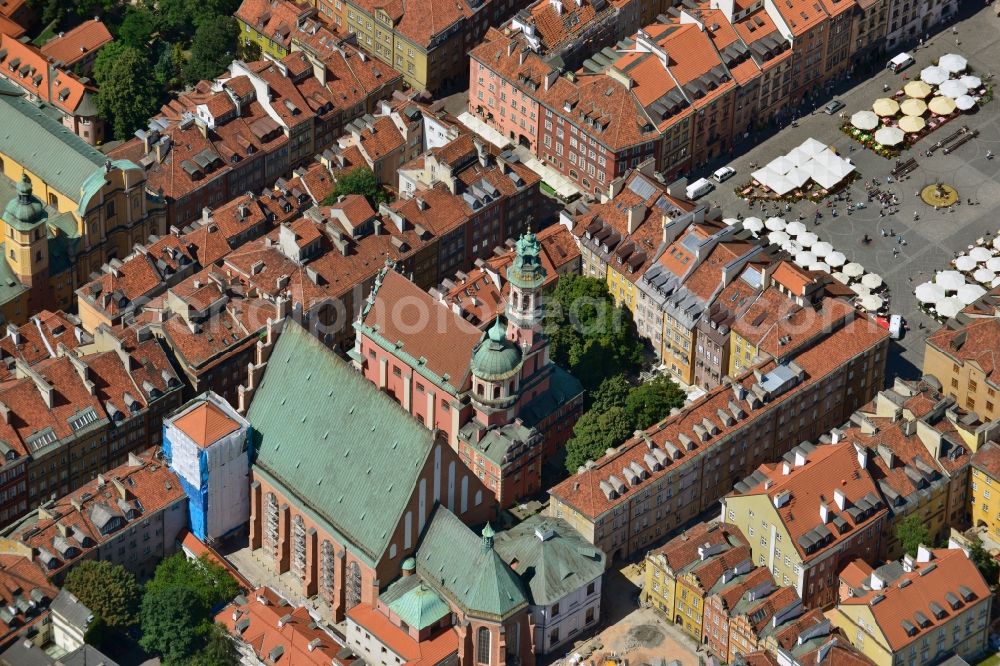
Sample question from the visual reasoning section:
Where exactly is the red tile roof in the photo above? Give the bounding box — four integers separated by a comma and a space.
347, 603, 459, 666
972, 440, 1000, 481
0, 34, 94, 115
6, 449, 186, 576
927, 317, 1000, 387
362, 270, 483, 390
838, 548, 990, 651
39, 19, 113, 67
236, 0, 315, 48
219, 587, 353, 666
732, 441, 885, 560
550, 315, 888, 519
0, 553, 56, 642
172, 401, 242, 447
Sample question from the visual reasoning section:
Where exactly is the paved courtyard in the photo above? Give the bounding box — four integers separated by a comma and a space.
705, 5, 1000, 380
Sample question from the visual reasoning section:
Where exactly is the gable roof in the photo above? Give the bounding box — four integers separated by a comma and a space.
416, 506, 527, 620
359, 270, 483, 393
248, 320, 435, 566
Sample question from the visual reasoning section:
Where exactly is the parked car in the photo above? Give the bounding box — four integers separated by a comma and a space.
713, 166, 736, 182
887, 52, 915, 73
685, 177, 714, 199
824, 100, 845, 114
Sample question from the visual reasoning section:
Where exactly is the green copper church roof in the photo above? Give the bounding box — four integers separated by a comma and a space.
248, 321, 435, 567
470, 318, 521, 381
382, 576, 451, 630
416, 506, 527, 620
493, 515, 605, 607
0, 81, 106, 204
3, 174, 47, 231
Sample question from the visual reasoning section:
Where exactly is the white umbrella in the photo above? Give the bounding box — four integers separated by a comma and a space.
955, 95, 976, 111
798, 232, 819, 247
987, 256, 1000, 271
851, 283, 871, 296
723, 217, 741, 226
786, 221, 807, 236
973, 268, 996, 284
861, 273, 883, 289
768, 230, 790, 245
765, 217, 787, 231
795, 251, 818, 267
827, 251, 847, 268
860, 294, 884, 311
936, 297, 963, 318
969, 247, 992, 262
994, 277, 1000, 289
915, 282, 945, 303
920, 65, 948, 85
993, 237, 1000, 251
843, 262, 864, 278
938, 53, 967, 73
939, 79, 968, 98
851, 110, 879, 131
743, 217, 764, 232
955, 255, 978, 272
832, 271, 848, 284
958, 283, 987, 304
812, 241, 833, 257
874, 126, 905, 146
936, 270, 966, 291
961, 75, 982, 89
808, 262, 830, 273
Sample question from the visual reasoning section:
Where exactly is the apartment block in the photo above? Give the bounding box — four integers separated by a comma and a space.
970, 441, 1000, 541
548, 312, 889, 562
923, 288, 1000, 422
0, 449, 188, 582
829, 547, 991, 666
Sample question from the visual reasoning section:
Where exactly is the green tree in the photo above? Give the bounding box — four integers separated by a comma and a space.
544, 275, 644, 392
95, 46, 161, 140
589, 374, 631, 412
625, 375, 686, 429
190, 623, 239, 666
322, 167, 389, 208
895, 515, 931, 558
153, 42, 182, 88
139, 587, 204, 664
145, 554, 240, 614
239, 38, 262, 63
565, 405, 632, 473
92, 40, 129, 85
63, 561, 140, 629
969, 537, 999, 585
183, 17, 238, 85
118, 7, 156, 48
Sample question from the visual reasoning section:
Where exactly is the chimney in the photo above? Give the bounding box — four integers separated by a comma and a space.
202, 207, 212, 223
870, 572, 883, 590
916, 545, 933, 563
855, 442, 868, 469
794, 449, 807, 467
819, 502, 829, 523
782, 462, 791, 476
833, 488, 846, 510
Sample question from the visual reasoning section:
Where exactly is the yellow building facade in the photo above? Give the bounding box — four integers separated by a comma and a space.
923, 325, 1000, 423
0, 81, 166, 321
971, 441, 1000, 540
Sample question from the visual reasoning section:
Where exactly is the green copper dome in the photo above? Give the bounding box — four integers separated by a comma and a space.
470, 318, 522, 381
3, 174, 47, 231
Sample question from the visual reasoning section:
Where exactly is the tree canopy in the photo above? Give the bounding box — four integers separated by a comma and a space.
117, 6, 157, 49
895, 515, 931, 558
140, 586, 205, 665
543, 275, 644, 393
63, 561, 140, 629
322, 168, 389, 208
563, 372, 685, 473
145, 554, 240, 615
184, 17, 239, 85
138, 554, 241, 665
94, 46, 162, 140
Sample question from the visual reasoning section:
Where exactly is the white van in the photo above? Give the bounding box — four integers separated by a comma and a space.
887, 53, 914, 73
713, 166, 736, 182
686, 177, 714, 199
